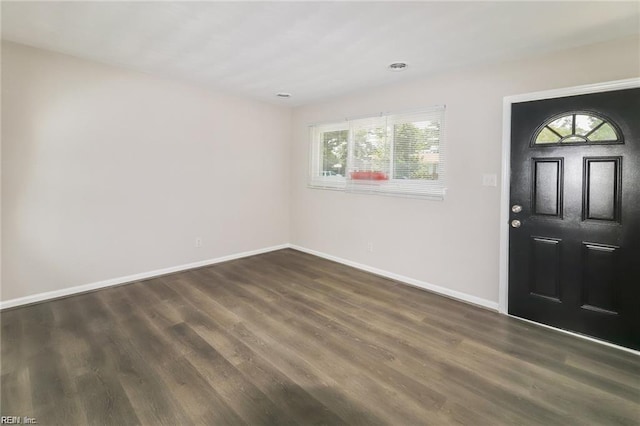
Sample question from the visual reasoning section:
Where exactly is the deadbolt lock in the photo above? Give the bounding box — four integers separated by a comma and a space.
511, 204, 522, 213
511, 220, 522, 228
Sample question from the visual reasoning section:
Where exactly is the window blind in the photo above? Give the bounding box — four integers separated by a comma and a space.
309, 106, 446, 199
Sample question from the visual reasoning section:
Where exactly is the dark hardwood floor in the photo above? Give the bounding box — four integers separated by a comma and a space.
1, 249, 638, 425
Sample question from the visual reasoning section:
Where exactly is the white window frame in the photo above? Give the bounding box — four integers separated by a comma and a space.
308, 106, 446, 199
308, 122, 350, 190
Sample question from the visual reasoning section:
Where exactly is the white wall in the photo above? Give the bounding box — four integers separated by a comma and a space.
290, 36, 640, 307
1, 41, 291, 302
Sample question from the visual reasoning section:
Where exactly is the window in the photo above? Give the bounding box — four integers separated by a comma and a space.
533, 112, 622, 145
309, 107, 446, 199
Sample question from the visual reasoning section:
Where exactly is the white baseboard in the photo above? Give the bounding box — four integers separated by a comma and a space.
0, 244, 290, 310
289, 244, 499, 311
0, 242, 498, 312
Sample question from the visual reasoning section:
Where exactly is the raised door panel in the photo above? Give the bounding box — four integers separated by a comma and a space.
532, 158, 563, 217
529, 237, 561, 301
581, 243, 619, 315
583, 157, 622, 222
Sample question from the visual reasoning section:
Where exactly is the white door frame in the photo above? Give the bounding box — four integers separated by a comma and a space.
498, 77, 640, 315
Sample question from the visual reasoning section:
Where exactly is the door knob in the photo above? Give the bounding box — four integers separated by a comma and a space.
511, 220, 521, 228
511, 204, 522, 213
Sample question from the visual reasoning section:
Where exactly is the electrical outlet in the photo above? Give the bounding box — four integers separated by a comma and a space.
367, 241, 374, 252
195, 237, 203, 248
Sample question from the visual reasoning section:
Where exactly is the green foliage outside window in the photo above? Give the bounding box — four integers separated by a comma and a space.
321, 130, 348, 176
393, 121, 440, 180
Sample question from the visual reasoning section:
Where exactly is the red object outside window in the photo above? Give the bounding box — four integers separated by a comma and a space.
350, 171, 389, 181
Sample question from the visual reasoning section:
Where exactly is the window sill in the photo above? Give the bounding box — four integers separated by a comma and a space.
308, 178, 445, 200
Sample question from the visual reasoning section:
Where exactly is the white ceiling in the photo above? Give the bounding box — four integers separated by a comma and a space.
2, 1, 639, 106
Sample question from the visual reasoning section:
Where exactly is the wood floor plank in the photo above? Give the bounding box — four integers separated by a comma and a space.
11, 302, 85, 425
257, 252, 640, 398
45, 296, 139, 426
97, 289, 244, 425
280, 250, 638, 370
133, 335, 244, 425
153, 284, 348, 425
1, 309, 34, 418
180, 270, 432, 425
159, 275, 382, 425
172, 321, 302, 425
193, 266, 581, 425
71, 294, 189, 426
212, 262, 575, 424
1, 248, 638, 425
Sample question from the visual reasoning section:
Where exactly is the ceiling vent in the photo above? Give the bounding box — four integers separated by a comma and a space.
388, 62, 408, 71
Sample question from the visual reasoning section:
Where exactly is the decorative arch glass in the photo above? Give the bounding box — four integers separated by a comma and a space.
533, 112, 621, 145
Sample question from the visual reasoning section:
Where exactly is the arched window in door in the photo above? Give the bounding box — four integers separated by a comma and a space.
533, 112, 622, 145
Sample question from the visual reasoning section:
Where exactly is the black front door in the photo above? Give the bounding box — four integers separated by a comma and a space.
509, 88, 640, 350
